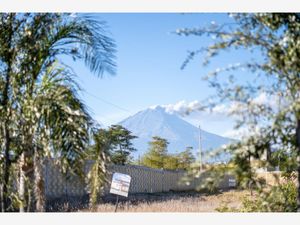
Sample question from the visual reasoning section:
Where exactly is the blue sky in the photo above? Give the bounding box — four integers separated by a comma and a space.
66, 13, 258, 137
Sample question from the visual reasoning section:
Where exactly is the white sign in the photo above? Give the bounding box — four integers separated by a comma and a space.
228, 178, 236, 187
110, 172, 131, 197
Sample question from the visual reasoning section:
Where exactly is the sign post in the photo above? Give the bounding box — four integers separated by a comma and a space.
109, 172, 131, 212
114, 195, 119, 212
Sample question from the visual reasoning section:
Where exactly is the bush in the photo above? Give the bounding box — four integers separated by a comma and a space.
216, 178, 297, 212
241, 180, 297, 212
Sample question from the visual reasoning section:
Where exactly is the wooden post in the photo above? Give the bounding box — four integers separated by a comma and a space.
114, 195, 119, 212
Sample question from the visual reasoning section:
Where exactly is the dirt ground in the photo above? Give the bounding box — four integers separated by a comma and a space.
79, 189, 250, 212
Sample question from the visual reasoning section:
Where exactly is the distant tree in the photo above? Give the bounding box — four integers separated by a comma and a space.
164, 154, 179, 170
177, 147, 196, 170
108, 125, 137, 165
141, 136, 169, 169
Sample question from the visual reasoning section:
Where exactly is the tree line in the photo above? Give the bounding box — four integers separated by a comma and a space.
93, 127, 196, 170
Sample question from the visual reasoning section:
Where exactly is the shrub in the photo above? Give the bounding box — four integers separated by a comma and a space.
240, 180, 297, 212
216, 180, 297, 212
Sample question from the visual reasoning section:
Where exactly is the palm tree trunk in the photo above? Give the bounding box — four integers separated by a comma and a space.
19, 152, 26, 212
296, 119, 300, 212
2, 120, 11, 211
89, 162, 99, 210
33, 149, 45, 212
1, 49, 12, 212
19, 149, 37, 212
1, 14, 14, 211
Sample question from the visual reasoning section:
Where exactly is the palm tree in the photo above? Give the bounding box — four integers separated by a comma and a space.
17, 65, 93, 211
0, 13, 23, 212
0, 13, 116, 211
87, 128, 111, 210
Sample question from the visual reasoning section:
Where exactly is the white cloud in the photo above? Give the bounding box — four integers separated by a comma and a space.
159, 92, 280, 138
160, 92, 277, 118
162, 100, 202, 115
159, 100, 235, 137
209, 92, 279, 116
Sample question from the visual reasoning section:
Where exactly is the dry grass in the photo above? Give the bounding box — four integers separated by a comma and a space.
79, 190, 250, 212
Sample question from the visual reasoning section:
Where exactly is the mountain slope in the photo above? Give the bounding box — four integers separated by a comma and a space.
119, 106, 233, 162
